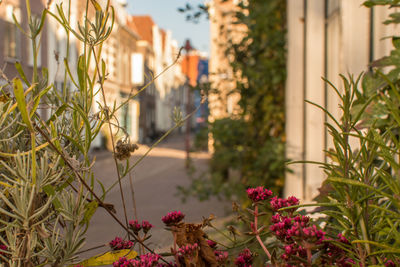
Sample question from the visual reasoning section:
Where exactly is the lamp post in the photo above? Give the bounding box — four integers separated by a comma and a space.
184, 39, 193, 167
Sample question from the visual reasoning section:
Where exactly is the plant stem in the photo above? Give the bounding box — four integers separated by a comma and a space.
34, 125, 170, 265
172, 228, 181, 267
254, 204, 271, 260
129, 171, 138, 221
91, 46, 131, 238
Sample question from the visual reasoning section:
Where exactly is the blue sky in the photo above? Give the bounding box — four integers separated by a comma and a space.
127, 0, 210, 53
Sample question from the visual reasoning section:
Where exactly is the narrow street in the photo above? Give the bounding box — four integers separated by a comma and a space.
80, 134, 230, 260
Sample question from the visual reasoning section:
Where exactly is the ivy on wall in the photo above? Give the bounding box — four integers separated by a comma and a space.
179, 0, 287, 202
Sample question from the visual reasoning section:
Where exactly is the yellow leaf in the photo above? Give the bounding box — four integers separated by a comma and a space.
0, 182, 11, 188
75, 249, 137, 266
90, 0, 102, 11
0, 139, 53, 158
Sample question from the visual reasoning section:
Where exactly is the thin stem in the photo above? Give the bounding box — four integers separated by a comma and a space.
91, 46, 130, 238
172, 228, 181, 267
253, 204, 271, 260
77, 244, 106, 254
208, 224, 234, 243
104, 104, 202, 195
63, 0, 71, 100
306, 246, 312, 266
129, 171, 138, 221
34, 124, 170, 265
114, 48, 183, 114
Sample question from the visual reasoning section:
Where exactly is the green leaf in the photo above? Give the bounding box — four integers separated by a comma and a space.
13, 78, 33, 131
30, 84, 52, 118
43, 185, 61, 210
63, 59, 79, 88
327, 177, 393, 200
47, 103, 67, 123
82, 200, 98, 225
77, 55, 86, 93
14, 62, 31, 86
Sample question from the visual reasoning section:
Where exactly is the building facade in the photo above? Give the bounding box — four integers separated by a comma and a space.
131, 15, 187, 137
0, 0, 48, 89
284, 0, 397, 201
208, 0, 242, 124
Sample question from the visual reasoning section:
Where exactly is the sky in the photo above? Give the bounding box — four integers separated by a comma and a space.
127, 0, 210, 53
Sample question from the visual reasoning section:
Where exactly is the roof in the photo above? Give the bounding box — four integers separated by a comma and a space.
126, 16, 140, 36
181, 54, 200, 87
131, 16, 155, 45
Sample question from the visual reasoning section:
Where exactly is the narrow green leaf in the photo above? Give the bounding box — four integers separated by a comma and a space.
82, 200, 98, 225
14, 62, 31, 86
77, 55, 86, 93
30, 84, 52, 118
13, 78, 33, 131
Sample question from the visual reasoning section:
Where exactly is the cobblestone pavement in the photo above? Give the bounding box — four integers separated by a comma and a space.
79, 134, 231, 261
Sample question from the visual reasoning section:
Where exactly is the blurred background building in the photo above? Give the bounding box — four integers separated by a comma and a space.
0, 0, 207, 148
285, 0, 397, 201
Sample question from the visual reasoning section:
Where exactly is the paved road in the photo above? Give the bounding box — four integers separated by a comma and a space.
79, 134, 230, 261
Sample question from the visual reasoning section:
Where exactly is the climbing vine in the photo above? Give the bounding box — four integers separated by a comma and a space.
180, 0, 287, 202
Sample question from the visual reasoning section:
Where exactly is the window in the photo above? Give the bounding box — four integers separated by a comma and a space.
4, 21, 20, 60
4, 5, 21, 60
131, 53, 144, 85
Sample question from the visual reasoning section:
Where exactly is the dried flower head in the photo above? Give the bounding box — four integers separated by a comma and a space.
115, 139, 139, 160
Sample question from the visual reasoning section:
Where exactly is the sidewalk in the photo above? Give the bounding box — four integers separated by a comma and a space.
80, 133, 231, 262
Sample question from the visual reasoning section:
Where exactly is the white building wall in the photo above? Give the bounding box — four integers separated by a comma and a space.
284, 0, 305, 199
285, 0, 396, 201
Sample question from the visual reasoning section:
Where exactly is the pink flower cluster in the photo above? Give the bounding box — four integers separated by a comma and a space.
178, 243, 199, 257
246, 186, 272, 202
161, 211, 185, 226
113, 253, 163, 267
142, 221, 153, 233
270, 207, 354, 266
109, 237, 134, 251
206, 239, 217, 248
234, 248, 253, 267
270, 196, 299, 212
214, 250, 229, 263
384, 259, 400, 267
129, 220, 153, 234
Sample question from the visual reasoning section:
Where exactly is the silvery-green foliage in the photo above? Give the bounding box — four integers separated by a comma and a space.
0, 0, 116, 265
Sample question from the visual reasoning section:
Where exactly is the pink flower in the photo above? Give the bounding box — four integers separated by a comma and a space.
141, 220, 153, 234
214, 250, 228, 263
270, 196, 299, 212
113, 253, 162, 267
246, 186, 272, 202
0, 244, 7, 256
129, 220, 142, 234
162, 211, 185, 226
109, 237, 134, 251
207, 239, 217, 248
178, 243, 199, 257
234, 248, 253, 267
